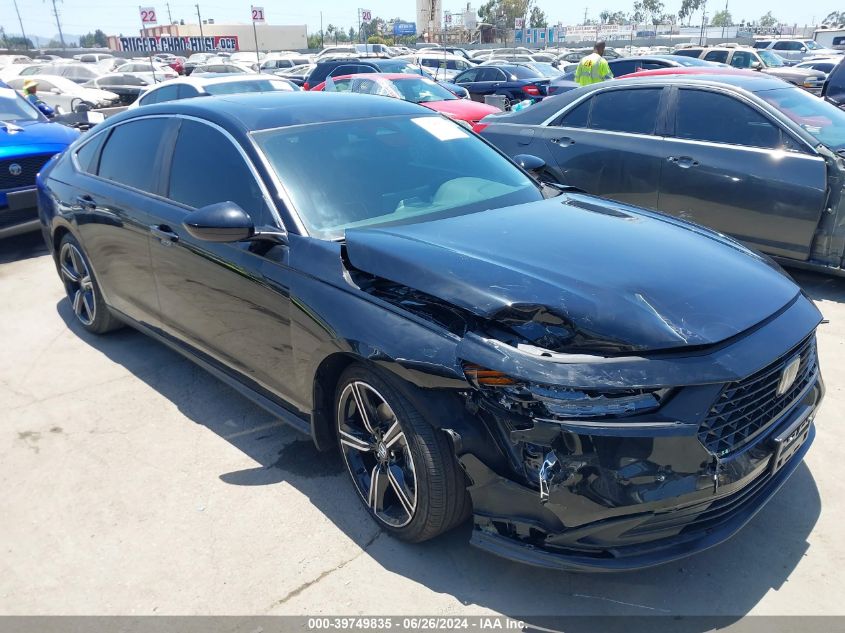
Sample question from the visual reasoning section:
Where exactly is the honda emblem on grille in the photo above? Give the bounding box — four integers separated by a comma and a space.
8, 163, 22, 176
776, 356, 801, 397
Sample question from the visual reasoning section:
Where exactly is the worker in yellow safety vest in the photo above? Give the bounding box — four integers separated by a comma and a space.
574, 41, 613, 87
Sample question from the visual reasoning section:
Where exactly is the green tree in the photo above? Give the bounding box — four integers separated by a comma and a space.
478, 0, 532, 31
678, 0, 704, 24
823, 11, 845, 27
759, 11, 778, 27
307, 32, 323, 49
5, 35, 34, 49
710, 9, 732, 26
632, 0, 664, 24
529, 5, 548, 27
599, 10, 629, 24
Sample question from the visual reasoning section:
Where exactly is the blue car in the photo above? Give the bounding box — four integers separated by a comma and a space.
1, 86, 79, 240
452, 63, 552, 108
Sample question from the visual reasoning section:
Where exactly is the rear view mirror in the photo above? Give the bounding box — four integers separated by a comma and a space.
183, 202, 255, 242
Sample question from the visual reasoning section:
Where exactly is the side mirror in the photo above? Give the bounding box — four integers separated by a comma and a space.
800, 47, 807, 53
183, 202, 255, 242
51, 88, 61, 94
513, 154, 546, 176
751, 61, 763, 71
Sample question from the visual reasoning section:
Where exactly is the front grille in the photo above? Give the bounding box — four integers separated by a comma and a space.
698, 335, 817, 456
0, 154, 53, 191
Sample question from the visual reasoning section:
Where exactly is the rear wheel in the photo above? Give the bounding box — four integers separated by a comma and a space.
58, 234, 123, 334
335, 364, 470, 542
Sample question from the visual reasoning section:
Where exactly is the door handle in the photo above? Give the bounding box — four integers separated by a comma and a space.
667, 156, 699, 168
76, 195, 96, 210
551, 137, 575, 146
149, 224, 179, 245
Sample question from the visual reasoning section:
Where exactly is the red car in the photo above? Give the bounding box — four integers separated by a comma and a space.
624, 67, 759, 79
311, 73, 501, 125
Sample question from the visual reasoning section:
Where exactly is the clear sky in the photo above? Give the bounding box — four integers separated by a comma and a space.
0, 0, 836, 42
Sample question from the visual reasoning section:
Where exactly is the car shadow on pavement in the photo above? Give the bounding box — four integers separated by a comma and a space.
56, 299, 822, 623
0, 232, 48, 264
788, 268, 845, 303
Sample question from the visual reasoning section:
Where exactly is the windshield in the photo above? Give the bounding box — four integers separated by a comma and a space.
205, 79, 295, 95
0, 91, 41, 122
373, 59, 424, 75
805, 41, 823, 50
393, 77, 457, 102
758, 50, 785, 67
760, 87, 845, 150
421, 58, 469, 71
253, 115, 541, 240
527, 62, 561, 77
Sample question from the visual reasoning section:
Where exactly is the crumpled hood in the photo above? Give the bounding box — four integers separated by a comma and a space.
344, 194, 801, 353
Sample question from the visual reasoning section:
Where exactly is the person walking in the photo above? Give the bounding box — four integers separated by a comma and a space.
574, 41, 613, 87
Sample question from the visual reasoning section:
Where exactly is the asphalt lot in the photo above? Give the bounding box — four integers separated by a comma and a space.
1, 230, 844, 618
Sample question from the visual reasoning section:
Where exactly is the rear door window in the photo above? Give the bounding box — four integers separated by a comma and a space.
730, 51, 755, 68
75, 131, 108, 174
477, 67, 505, 81
773, 41, 803, 51
609, 60, 638, 76
98, 118, 170, 192
674, 89, 782, 148
588, 88, 661, 134
672, 48, 703, 58
703, 50, 729, 63
455, 68, 479, 82
558, 99, 590, 128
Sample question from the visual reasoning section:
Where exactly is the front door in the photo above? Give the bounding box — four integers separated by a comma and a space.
658, 87, 827, 261
147, 117, 299, 407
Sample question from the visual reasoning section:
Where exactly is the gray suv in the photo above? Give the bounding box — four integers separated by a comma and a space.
478, 73, 845, 275
753, 39, 839, 63
673, 45, 826, 93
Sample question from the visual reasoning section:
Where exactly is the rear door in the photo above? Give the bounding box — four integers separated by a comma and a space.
61, 117, 172, 324
471, 67, 508, 100
658, 86, 827, 260
536, 86, 670, 208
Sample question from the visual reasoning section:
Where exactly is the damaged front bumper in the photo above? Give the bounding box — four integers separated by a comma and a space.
452, 298, 824, 571
460, 380, 820, 571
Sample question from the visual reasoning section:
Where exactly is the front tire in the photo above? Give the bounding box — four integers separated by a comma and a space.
335, 364, 470, 542
58, 234, 122, 334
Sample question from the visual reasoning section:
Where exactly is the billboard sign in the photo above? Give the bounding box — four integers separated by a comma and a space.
393, 21, 416, 35
117, 35, 240, 52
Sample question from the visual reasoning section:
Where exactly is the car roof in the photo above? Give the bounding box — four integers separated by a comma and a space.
120, 91, 434, 132
500, 72, 792, 124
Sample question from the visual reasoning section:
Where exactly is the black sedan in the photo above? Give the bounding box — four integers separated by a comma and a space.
479, 72, 845, 276
37, 92, 823, 571
452, 63, 550, 107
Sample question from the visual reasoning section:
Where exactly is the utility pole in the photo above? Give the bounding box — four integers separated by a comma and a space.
49, 0, 66, 48
721, 0, 728, 39
12, 0, 28, 49
166, 2, 173, 24
320, 11, 324, 48
196, 4, 205, 50
583, 7, 588, 25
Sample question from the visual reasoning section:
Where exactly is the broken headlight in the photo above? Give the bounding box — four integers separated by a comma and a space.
527, 383, 663, 418
464, 363, 667, 419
